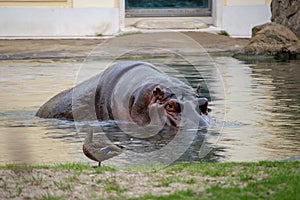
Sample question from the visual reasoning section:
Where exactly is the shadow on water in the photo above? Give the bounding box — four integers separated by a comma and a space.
0, 56, 299, 165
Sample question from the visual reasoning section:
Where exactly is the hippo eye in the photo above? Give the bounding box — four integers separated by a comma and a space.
167, 104, 173, 109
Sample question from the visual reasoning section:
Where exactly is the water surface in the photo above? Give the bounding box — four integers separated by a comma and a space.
0, 57, 299, 165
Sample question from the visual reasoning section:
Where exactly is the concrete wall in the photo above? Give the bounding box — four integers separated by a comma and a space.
215, 0, 272, 37
0, 8, 120, 37
226, 0, 266, 6
0, 0, 72, 8
0, 0, 119, 8
222, 5, 271, 37
212, 0, 222, 27
73, 0, 116, 8
0, 0, 272, 37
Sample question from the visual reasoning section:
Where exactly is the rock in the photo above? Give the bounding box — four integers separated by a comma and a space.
238, 22, 300, 56
285, 156, 300, 162
271, 0, 300, 39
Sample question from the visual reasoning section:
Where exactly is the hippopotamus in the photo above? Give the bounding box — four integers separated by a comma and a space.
36, 61, 210, 128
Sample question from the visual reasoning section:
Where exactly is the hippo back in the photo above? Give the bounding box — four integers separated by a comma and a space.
36, 61, 200, 124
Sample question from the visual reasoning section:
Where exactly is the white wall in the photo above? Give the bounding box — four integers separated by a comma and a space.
73, 0, 115, 8
0, 8, 120, 37
222, 5, 271, 37
226, 0, 266, 6
213, 0, 272, 37
212, 0, 222, 27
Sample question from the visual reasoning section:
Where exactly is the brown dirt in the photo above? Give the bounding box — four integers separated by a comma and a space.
0, 39, 104, 60
184, 32, 249, 53
0, 32, 249, 60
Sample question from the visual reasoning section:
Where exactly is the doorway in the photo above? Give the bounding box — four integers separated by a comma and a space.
125, 0, 212, 17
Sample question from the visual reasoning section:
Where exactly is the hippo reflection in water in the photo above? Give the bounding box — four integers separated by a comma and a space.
36, 61, 210, 129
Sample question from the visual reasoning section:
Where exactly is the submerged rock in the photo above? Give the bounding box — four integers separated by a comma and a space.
237, 22, 300, 56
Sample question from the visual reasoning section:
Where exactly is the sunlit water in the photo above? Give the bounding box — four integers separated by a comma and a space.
0, 57, 299, 166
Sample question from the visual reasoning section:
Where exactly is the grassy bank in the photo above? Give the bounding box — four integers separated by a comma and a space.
0, 161, 299, 200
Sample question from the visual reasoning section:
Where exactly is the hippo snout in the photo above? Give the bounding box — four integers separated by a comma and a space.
179, 99, 210, 128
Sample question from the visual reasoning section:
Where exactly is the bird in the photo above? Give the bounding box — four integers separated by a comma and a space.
81, 125, 124, 167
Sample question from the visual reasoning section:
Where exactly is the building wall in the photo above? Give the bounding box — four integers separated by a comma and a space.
0, 0, 120, 36
0, 0, 119, 8
225, 0, 266, 6
0, 0, 272, 37
218, 0, 272, 37
73, 0, 116, 8
0, 0, 72, 8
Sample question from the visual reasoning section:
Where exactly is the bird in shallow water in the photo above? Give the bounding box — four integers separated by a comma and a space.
81, 125, 124, 167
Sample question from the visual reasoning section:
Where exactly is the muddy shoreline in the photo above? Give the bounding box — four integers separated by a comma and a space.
0, 32, 249, 60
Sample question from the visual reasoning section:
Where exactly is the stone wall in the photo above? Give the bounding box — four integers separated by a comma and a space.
271, 0, 300, 39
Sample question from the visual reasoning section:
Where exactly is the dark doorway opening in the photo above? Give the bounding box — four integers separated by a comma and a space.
125, 0, 212, 17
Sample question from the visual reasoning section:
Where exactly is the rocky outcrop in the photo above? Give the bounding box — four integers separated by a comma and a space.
238, 22, 300, 56
236, 1, 300, 57
271, 0, 300, 39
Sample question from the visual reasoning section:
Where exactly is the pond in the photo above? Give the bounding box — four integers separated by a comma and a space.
0, 56, 299, 166
0, 33, 299, 167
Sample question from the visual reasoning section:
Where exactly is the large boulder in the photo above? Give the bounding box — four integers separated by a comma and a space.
239, 22, 300, 55
271, 0, 300, 39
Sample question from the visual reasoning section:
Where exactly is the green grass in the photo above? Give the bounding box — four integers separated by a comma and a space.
131, 189, 200, 200
205, 166, 300, 200
16, 188, 22, 196
0, 163, 49, 172
154, 177, 181, 187
0, 162, 117, 174
0, 161, 299, 200
153, 176, 197, 187
40, 194, 65, 200
117, 31, 142, 37
185, 177, 197, 184
105, 184, 128, 193
95, 33, 103, 37
138, 161, 300, 200
94, 165, 117, 174
53, 180, 72, 191
23, 176, 43, 186
167, 162, 236, 176
66, 175, 78, 183
218, 30, 230, 36
127, 163, 166, 173
52, 163, 93, 171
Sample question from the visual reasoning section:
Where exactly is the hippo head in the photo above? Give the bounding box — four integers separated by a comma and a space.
129, 84, 209, 128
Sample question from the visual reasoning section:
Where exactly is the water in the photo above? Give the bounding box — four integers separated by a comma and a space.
216, 57, 300, 161
0, 57, 299, 166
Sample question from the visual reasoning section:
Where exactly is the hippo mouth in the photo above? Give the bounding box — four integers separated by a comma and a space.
129, 84, 209, 128
166, 112, 181, 127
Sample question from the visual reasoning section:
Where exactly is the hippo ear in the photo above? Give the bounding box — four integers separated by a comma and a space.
152, 86, 164, 101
